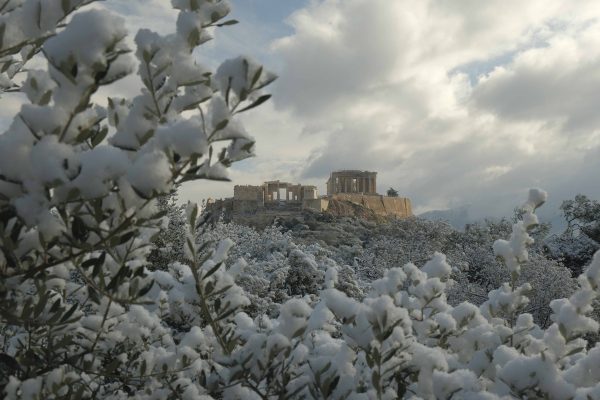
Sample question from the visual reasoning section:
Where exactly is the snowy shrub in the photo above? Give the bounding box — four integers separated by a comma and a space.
542, 195, 600, 276
442, 219, 577, 327
101, 189, 600, 398
219, 189, 600, 399
198, 221, 365, 315
285, 249, 324, 297
450, 250, 577, 328
347, 214, 577, 327
0, 0, 276, 397
147, 193, 187, 271
0, 0, 102, 95
561, 194, 600, 241
355, 217, 456, 281
546, 232, 600, 276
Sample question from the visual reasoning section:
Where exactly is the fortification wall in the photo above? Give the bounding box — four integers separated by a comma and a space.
232, 199, 261, 214
382, 197, 412, 217
233, 185, 264, 202
331, 194, 412, 218
303, 198, 329, 212
264, 201, 302, 212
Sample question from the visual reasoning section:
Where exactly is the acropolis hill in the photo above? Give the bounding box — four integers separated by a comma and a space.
207, 170, 412, 227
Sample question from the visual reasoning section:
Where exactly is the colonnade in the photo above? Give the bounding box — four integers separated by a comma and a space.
327, 171, 377, 195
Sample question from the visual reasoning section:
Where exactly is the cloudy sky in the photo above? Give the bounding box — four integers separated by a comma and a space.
8, 0, 600, 222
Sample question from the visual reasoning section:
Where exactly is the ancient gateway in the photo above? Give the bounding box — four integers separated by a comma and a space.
209, 170, 412, 225
233, 181, 318, 204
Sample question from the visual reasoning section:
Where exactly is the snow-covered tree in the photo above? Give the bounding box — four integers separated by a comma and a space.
221, 190, 600, 399
355, 217, 456, 281
545, 194, 600, 275
147, 192, 187, 270
561, 194, 600, 240
0, 0, 276, 397
198, 221, 364, 316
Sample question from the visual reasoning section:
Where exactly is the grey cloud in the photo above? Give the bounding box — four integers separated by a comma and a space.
270, 0, 590, 120
263, 0, 600, 218
400, 135, 600, 220
271, 0, 413, 118
301, 125, 405, 180
471, 38, 600, 133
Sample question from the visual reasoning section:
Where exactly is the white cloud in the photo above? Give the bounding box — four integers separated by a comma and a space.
264, 0, 600, 218
472, 23, 600, 134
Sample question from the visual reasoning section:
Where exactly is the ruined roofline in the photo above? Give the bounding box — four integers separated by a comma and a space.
326, 170, 377, 183
327, 169, 378, 195
263, 180, 303, 186
233, 182, 315, 187
330, 170, 377, 175
234, 180, 319, 202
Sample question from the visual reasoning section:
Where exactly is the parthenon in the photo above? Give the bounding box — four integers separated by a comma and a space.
326, 170, 377, 195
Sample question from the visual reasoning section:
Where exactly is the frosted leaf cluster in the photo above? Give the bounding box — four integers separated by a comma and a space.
492, 189, 547, 276
0, 0, 276, 398
0, 1, 100, 94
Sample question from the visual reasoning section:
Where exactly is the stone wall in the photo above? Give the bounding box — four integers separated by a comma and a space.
303, 186, 318, 200
206, 194, 411, 228
233, 185, 264, 203
382, 196, 413, 217
331, 193, 412, 218
303, 198, 329, 212
232, 199, 261, 214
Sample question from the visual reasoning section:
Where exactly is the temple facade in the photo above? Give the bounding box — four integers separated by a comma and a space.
233, 180, 318, 207
326, 170, 377, 195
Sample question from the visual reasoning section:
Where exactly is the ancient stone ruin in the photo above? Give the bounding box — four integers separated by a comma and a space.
234, 181, 318, 204
327, 170, 378, 195
323, 170, 412, 219
208, 170, 412, 227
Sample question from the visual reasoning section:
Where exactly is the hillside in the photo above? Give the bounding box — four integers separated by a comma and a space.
207, 197, 410, 229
